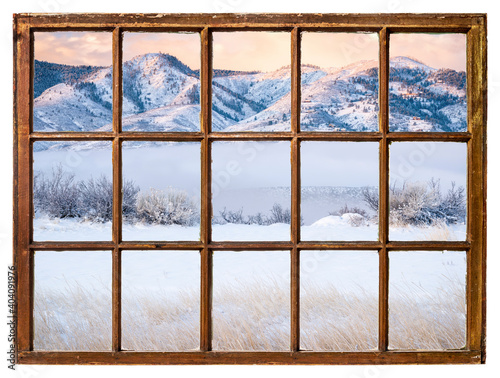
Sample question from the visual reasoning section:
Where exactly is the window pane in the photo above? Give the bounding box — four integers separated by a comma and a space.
122, 251, 200, 351
301, 32, 379, 132
212, 141, 291, 241
212, 251, 290, 351
389, 34, 467, 132
212, 32, 291, 132
33, 141, 113, 241
301, 251, 378, 351
122, 142, 200, 241
389, 251, 466, 350
34, 32, 112, 132
301, 142, 379, 241
34, 251, 112, 351
121, 32, 201, 132
389, 142, 467, 241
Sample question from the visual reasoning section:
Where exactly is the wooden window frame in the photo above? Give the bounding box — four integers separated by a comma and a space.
13, 13, 487, 365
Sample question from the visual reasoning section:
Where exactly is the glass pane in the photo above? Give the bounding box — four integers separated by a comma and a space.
212, 32, 291, 132
34, 32, 112, 132
121, 32, 201, 132
122, 251, 200, 351
212, 141, 291, 241
301, 251, 378, 351
301, 142, 379, 241
34, 251, 112, 351
389, 251, 466, 350
212, 251, 290, 351
301, 32, 379, 132
389, 34, 467, 132
33, 141, 113, 241
122, 142, 200, 241
389, 142, 467, 241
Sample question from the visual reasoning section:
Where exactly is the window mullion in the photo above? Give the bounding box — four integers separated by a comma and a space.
200, 27, 213, 352
112, 26, 123, 352
378, 27, 390, 352
290, 27, 301, 352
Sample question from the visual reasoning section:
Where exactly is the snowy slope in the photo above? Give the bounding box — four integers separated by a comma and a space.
33, 54, 467, 138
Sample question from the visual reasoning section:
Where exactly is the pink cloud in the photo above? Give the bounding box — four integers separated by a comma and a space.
123, 32, 201, 70
390, 33, 466, 71
35, 32, 112, 66
213, 32, 290, 72
301, 32, 379, 68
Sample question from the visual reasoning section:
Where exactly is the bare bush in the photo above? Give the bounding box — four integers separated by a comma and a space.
215, 203, 293, 226
78, 176, 140, 223
136, 188, 198, 226
122, 179, 141, 222
362, 179, 466, 226
79, 175, 113, 222
34, 165, 80, 219
268, 203, 291, 224
219, 208, 246, 224
34, 166, 140, 223
331, 204, 368, 218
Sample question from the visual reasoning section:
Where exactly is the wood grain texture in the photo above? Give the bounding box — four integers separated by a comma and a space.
17, 350, 482, 365
378, 27, 390, 352
18, 13, 485, 28
200, 27, 213, 352
466, 23, 487, 362
14, 16, 33, 352
290, 27, 301, 351
111, 27, 123, 352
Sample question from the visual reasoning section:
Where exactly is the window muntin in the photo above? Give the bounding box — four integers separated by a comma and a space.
14, 13, 486, 365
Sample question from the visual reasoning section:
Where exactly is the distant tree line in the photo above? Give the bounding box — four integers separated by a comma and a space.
34, 60, 105, 98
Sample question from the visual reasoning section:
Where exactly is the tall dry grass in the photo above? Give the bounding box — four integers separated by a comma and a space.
389, 278, 466, 350
34, 278, 465, 352
212, 278, 290, 351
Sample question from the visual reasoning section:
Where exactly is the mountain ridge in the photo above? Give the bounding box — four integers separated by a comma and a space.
33, 52, 467, 138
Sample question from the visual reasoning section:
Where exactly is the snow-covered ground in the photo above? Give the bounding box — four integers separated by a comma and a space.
35, 248, 465, 307
33, 214, 466, 242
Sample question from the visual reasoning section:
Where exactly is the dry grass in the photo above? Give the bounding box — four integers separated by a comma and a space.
34, 285, 112, 351
34, 278, 465, 352
300, 284, 378, 351
421, 220, 458, 241
212, 278, 290, 351
389, 278, 466, 350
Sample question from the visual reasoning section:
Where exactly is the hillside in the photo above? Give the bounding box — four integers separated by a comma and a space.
33, 53, 467, 136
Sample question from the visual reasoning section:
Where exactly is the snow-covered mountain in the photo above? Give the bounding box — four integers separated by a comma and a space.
33, 53, 467, 136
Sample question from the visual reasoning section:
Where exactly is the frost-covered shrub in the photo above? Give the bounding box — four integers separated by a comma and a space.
218, 208, 246, 224
268, 203, 291, 224
79, 175, 113, 222
79, 176, 139, 223
34, 165, 140, 223
136, 188, 198, 226
122, 179, 141, 222
362, 179, 466, 226
215, 203, 292, 226
34, 165, 80, 219
331, 204, 368, 218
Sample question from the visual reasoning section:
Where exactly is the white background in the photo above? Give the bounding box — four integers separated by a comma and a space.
0, 0, 498, 377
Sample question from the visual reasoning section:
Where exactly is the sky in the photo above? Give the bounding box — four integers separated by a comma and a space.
35, 32, 112, 66
35, 31, 466, 72
123, 32, 201, 70
301, 32, 379, 68
391, 33, 466, 71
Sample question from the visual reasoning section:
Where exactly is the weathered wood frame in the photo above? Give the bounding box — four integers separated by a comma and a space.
13, 13, 487, 365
